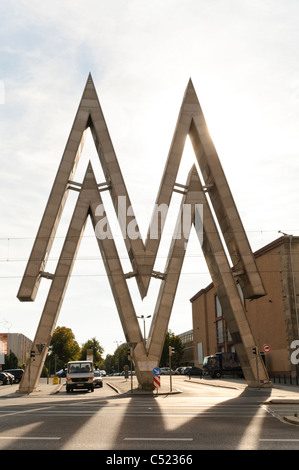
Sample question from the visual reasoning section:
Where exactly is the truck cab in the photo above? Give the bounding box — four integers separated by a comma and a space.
66, 361, 94, 392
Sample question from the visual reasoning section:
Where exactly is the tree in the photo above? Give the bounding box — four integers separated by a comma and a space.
4, 351, 18, 369
47, 326, 80, 373
104, 354, 115, 374
104, 344, 130, 374
160, 332, 184, 369
80, 337, 104, 366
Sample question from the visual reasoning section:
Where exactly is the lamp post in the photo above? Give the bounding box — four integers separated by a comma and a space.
113, 340, 122, 373
137, 315, 152, 341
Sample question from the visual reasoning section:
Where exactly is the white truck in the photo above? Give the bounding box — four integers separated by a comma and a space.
66, 360, 94, 392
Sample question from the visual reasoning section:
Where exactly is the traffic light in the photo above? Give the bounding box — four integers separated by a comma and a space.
252, 347, 257, 355
127, 347, 131, 361
30, 350, 35, 359
169, 346, 175, 356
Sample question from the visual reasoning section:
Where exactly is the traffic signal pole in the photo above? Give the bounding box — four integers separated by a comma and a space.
169, 346, 175, 392
252, 346, 260, 389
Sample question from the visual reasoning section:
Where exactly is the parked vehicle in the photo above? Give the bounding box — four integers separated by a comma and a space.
0, 372, 10, 385
100, 370, 106, 376
93, 370, 103, 388
66, 361, 94, 392
175, 367, 188, 375
202, 352, 243, 378
160, 368, 176, 375
55, 368, 66, 377
186, 366, 203, 377
5, 372, 15, 384
3, 369, 24, 383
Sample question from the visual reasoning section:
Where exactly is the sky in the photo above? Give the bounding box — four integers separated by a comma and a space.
0, 0, 299, 358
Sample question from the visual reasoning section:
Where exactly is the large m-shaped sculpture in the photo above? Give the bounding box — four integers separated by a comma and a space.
17, 75, 270, 391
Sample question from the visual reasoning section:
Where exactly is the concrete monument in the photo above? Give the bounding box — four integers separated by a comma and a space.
17, 75, 270, 392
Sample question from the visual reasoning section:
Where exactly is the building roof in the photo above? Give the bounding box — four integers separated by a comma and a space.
189, 235, 298, 303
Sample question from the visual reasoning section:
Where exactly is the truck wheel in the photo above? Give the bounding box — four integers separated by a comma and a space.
213, 370, 222, 379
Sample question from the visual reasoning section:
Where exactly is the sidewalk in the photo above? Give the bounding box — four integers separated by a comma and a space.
186, 376, 299, 425
0, 377, 64, 398
106, 376, 182, 396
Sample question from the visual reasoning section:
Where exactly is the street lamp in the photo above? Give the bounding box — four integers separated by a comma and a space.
137, 315, 152, 341
114, 340, 122, 373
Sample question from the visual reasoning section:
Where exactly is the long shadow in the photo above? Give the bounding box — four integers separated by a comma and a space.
110, 378, 288, 451
0, 378, 295, 451
0, 381, 132, 450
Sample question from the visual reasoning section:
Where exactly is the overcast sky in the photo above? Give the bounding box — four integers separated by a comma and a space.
0, 0, 299, 357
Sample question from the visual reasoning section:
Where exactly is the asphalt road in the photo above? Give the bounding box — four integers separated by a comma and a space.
0, 376, 299, 455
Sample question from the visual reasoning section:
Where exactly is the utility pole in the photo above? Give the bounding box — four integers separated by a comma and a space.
252, 346, 260, 389
169, 346, 175, 392
128, 342, 137, 393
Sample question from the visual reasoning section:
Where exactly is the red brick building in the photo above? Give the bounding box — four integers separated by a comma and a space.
190, 236, 299, 378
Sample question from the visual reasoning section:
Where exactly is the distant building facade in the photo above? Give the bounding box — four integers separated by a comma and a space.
178, 330, 194, 366
0, 333, 32, 366
190, 236, 299, 378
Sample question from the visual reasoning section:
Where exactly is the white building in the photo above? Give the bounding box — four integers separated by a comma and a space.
0, 333, 32, 366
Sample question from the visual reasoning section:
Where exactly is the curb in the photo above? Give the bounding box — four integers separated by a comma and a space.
284, 415, 299, 425
106, 382, 121, 394
185, 379, 242, 390
106, 381, 182, 396
265, 399, 299, 404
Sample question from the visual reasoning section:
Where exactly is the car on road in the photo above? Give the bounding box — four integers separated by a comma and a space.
55, 368, 66, 377
5, 372, 15, 384
66, 360, 94, 393
160, 368, 176, 375
181, 367, 191, 374
3, 369, 24, 383
0, 372, 10, 385
186, 366, 203, 377
93, 370, 103, 388
174, 366, 191, 375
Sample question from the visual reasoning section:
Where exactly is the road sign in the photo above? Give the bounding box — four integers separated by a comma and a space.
153, 375, 160, 389
153, 367, 161, 376
263, 344, 271, 353
86, 349, 93, 361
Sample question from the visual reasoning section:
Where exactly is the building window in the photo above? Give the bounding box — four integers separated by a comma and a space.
180, 331, 193, 344
216, 320, 224, 344
215, 296, 234, 352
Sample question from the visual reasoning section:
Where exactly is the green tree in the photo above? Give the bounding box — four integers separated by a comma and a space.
47, 326, 80, 373
4, 351, 19, 369
160, 332, 184, 369
104, 344, 130, 374
80, 337, 104, 366
104, 354, 115, 374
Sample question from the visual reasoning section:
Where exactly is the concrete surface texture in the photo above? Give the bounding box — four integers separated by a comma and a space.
17, 75, 268, 393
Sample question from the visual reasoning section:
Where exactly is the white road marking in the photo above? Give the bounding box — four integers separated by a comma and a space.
0, 436, 60, 440
124, 438, 193, 441
260, 439, 299, 442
